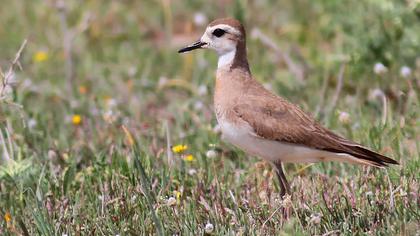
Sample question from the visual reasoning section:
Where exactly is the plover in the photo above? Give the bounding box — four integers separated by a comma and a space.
178, 18, 398, 198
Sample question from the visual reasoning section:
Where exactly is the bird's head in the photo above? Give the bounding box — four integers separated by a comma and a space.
178, 18, 248, 69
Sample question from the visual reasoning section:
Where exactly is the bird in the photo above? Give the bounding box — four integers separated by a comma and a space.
178, 18, 398, 198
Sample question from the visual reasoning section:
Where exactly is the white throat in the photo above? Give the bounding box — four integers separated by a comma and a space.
217, 50, 236, 68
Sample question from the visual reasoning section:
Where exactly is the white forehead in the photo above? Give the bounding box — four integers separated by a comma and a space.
206, 24, 241, 35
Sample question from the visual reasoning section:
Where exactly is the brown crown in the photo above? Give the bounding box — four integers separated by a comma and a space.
208, 18, 246, 37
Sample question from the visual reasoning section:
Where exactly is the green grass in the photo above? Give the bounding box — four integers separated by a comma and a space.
0, 0, 419, 235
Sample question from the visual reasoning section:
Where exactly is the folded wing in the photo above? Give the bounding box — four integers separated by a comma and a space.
233, 93, 398, 167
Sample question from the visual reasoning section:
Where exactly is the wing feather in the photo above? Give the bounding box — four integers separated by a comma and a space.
232, 92, 398, 166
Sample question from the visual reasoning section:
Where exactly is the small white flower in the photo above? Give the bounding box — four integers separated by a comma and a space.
259, 190, 268, 203
280, 195, 292, 207
188, 168, 197, 175
131, 195, 137, 203
204, 222, 214, 233
206, 150, 217, 158
128, 66, 137, 77
178, 131, 187, 139
338, 111, 350, 125
368, 88, 385, 101
90, 106, 100, 116
21, 79, 33, 89
373, 62, 388, 75
28, 118, 37, 129
194, 101, 204, 111
194, 12, 208, 27
70, 100, 79, 109
365, 191, 373, 196
400, 66, 412, 78
48, 150, 57, 160
158, 76, 168, 87
106, 98, 118, 108
309, 213, 322, 224
103, 110, 116, 123
166, 197, 176, 206
198, 85, 208, 96
399, 188, 407, 197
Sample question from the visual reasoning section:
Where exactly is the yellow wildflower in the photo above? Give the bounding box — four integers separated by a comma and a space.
72, 115, 82, 125
62, 152, 70, 161
33, 51, 48, 63
184, 154, 195, 162
173, 190, 181, 200
78, 85, 88, 94
172, 144, 188, 153
4, 212, 11, 222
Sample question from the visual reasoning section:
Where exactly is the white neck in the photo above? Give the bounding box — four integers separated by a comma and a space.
217, 50, 236, 68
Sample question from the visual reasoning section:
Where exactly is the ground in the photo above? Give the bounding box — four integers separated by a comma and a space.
0, 0, 419, 235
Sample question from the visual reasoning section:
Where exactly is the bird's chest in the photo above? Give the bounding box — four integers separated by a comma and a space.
213, 76, 244, 121
214, 70, 264, 155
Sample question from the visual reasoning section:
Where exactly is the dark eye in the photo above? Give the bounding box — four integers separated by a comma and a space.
212, 28, 226, 37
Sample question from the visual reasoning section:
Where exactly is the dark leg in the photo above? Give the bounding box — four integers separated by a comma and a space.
274, 162, 291, 198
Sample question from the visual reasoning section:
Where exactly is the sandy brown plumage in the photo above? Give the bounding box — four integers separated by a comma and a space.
210, 18, 398, 167
179, 17, 398, 198
230, 77, 397, 167
215, 66, 397, 167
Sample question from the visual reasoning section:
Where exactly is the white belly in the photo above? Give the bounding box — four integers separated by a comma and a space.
218, 119, 357, 164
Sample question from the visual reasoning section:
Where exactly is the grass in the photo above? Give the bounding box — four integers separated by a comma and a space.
0, 0, 419, 235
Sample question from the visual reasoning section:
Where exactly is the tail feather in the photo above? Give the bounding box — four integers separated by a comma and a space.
325, 144, 399, 168
351, 145, 399, 166
320, 129, 399, 167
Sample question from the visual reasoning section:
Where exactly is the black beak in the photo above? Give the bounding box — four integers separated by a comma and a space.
178, 40, 207, 53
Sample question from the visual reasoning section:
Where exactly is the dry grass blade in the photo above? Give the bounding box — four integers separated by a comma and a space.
0, 39, 27, 99
328, 63, 346, 114
56, 0, 74, 96
165, 120, 174, 168
0, 129, 11, 163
